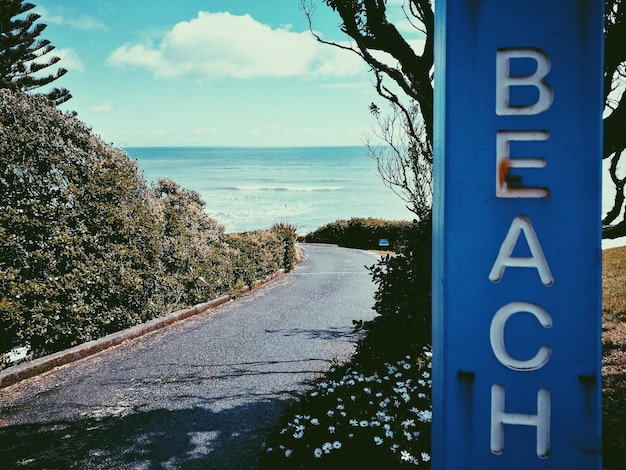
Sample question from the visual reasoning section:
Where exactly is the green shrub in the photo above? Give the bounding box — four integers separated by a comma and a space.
0, 90, 164, 356
226, 225, 296, 289
152, 178, 233, 306
270, 222, 298, 273
354, 216, 432, 370
301, 217, 413, 252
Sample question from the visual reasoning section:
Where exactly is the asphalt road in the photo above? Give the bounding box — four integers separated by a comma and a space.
0, 244, 379, 469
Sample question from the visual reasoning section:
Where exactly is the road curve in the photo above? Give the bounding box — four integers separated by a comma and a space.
0, 244, 379, 469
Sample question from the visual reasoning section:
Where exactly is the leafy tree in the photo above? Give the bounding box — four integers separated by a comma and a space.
305, 0, 626, 238
602, 0, 626, 238
0, 0, 71, 105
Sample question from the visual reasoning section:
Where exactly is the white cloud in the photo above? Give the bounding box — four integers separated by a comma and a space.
106, 11, 365, 80
90, 102, 113, 113
55, 48, 85, 72
36, 6, 106, 32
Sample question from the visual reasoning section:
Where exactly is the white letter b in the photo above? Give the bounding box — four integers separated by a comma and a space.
496, 48, 554, 115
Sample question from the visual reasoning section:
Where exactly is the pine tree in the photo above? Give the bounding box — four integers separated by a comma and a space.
0, 0, 71, 105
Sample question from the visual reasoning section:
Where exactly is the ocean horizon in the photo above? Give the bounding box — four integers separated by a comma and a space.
125, 145, 625, 249
126, 146, 416, 235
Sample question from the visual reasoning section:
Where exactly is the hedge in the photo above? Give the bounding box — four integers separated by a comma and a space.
299, 217, 415, 252
0, 90, 296, 367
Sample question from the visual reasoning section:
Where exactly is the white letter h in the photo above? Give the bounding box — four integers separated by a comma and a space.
491, 384, 550, 458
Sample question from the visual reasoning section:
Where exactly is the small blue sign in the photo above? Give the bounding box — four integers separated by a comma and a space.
378, 238, 390, 247
433, 1, 603, 468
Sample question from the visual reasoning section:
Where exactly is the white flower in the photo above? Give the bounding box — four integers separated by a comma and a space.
322, 442, 333, 453
351, 395, 357, 401
320, 382, 328, 389
374, 436, 384, 445
336, 404, 345, 410
417, 409, 433, 423
403, 362, 412, 369
285, 449, 292, 457
293, 431, 304, 439
421, 452, 431, 462
359, 420, 369, 427
328, 426, 336, 433
390, 443, 399, 453
349, 419, 359, 426
401, 450, 413, 461
314, 448, 322, 458
310, 418, 320, 425
364, 387, 371, 394
310, 391, 318, 397
333, 440, 342, 449
402, 419, 416, 428
385, 429, 395, 438
327, 410, 334, 417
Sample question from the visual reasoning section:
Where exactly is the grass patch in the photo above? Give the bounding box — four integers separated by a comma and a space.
602, 245, 626, 469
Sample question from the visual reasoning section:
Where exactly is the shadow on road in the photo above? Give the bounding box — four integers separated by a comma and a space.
0, 398, 290, 469
264, 326, 358, 341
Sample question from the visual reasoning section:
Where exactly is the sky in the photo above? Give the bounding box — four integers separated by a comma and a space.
30, 0, 423, 148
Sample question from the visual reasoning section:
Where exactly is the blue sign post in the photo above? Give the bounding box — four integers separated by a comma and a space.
432, 1, 603, 468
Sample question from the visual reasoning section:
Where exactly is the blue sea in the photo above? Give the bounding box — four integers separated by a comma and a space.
126, 146, 415, 234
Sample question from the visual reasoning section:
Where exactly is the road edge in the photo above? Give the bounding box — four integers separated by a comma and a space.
0, 269, 285, 389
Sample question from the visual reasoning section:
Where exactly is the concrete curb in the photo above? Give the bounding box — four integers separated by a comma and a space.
0, 269, 285, 390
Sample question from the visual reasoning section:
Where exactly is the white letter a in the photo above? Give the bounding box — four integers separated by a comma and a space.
489, 215, 553, 286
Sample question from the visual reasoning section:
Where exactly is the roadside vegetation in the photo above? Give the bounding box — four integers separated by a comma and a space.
262, 217, 432, 468
300, 218, 416, 253
263, 223, 626, 469
0, 90, 296, 368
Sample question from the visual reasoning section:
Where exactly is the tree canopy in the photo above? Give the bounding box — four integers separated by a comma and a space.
0, 0, 71, 105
